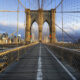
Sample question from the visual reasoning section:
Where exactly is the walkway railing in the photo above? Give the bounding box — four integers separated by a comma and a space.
0, 42, 38, 72
46, 43, 80, 72
54, 43, 80, 49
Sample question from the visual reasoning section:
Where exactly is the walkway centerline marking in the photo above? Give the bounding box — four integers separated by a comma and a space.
37, 43, 43, 80
45, 46, 77, 80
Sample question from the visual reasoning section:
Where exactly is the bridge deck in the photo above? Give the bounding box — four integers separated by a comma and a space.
0, 44, 78, 80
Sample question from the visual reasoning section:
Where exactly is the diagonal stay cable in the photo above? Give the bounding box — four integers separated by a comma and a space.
55, 0, 64, 9
18, 0, 26, 9
55, 23, 77, 42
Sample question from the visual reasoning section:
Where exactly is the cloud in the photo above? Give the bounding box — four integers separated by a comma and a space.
56, 21, 80, 33
0, 21, 25, 29
0, 21, 8, 26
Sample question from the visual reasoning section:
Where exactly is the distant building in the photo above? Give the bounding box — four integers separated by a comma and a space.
43, 35, 50, 43
11, 36, 17, 43
0, 34, 2, 43
18, 35, 22, 43
11, 35, 22, 43
0, 33, 2, 38
0, 32, 9, 44
2, 32, 8, 43
0, 33, 23, 44
7, 38, 12, 44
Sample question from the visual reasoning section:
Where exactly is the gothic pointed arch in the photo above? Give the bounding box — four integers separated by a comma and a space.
25, 9, 57, 43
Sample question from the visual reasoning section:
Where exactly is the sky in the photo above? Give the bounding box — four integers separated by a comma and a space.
0, 0, 80, 42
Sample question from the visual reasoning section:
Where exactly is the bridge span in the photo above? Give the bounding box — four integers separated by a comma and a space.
0, 43, 80, 80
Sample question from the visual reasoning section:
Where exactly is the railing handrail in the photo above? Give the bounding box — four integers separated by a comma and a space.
47, 43, 80, 54
0, 42, 38, 56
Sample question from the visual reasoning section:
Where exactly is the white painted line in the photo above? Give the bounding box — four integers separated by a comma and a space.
37, 44, 43, 80
45, 46, 77, 80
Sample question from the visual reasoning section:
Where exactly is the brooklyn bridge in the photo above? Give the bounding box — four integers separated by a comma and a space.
0, 0, 80, 80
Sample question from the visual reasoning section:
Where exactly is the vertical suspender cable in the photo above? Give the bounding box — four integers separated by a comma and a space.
29, 0, 30, 9
25, 0, 26, 8
17, 0, 19, 43
61, 2, 64, 41
55, 0, 56, 8
17, 0, 19, 60
41, 0, 43, 9
51, 0, 52, 9
38, 0, 40, 9
25, 0, 26, 43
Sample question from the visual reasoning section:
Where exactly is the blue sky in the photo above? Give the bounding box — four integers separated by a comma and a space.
0, 0, 80, 42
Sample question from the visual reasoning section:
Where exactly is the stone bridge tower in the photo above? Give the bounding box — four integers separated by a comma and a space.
25, 9, 57, 43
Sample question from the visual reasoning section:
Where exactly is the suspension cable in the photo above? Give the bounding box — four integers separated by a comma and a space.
17, 0, 19, 43
17, 0, 20, 60
55, 0, 56, 8
55, 23, 77, 42
41, 0, 43, 9
51, 0, 52, 9
29, 0, 30, 9
38, 0, 40, 9
25, 0, 26, 8
55, 0, 64, 9
61, 1, 64, 41
18, 0, 26, 9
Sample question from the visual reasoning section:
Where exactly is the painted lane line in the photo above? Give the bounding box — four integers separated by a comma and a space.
45, 46, 77, 80
37, 44, 43, 80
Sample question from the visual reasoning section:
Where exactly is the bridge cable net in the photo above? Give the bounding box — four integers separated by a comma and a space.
0, 0, 26, 44
0, 0, 80, 78
55, 0, 80, 49
54, 0, 80, 74
0, 0, 26, 63
0, 0, 28, 72
45, 0, 80, 76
